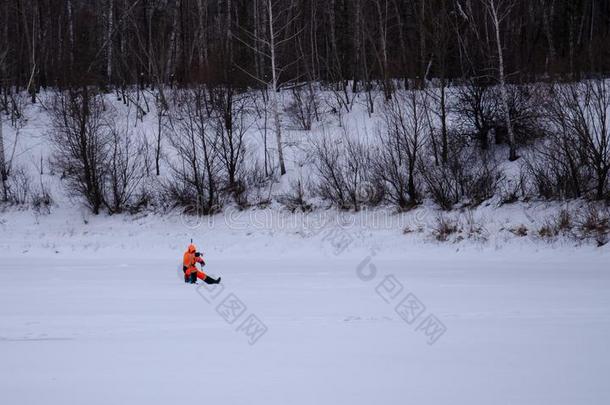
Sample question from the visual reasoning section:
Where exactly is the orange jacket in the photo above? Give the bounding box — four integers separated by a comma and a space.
183, 244, 204, 271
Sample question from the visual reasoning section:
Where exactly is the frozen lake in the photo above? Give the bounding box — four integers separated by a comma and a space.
1, 247, 609, 405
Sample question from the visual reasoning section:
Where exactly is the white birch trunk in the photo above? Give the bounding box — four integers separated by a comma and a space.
267, 0, 286, 175
489, 0, 517, 161
67, 0, 74, 69
197, 0, 205, 69
0, 118, 6, 201
106, 0, 114, 82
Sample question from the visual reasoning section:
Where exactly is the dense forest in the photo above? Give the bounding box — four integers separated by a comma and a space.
1, 0, 609, 90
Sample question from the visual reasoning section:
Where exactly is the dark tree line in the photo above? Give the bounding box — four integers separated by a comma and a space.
1, 0, 609, 94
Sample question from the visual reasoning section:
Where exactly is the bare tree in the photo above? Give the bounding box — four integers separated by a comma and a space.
105, 121, 148, 213
426, 0, 453, 164
544, 80, 610, 200
540, 0, 557, 76
0, 44, 5, 200
106, 0, 114, 83
483, 0, 518, 161
453, 78, 501, 150
372, 0, 392, 99
286, 84, 319, 131
235, 0, 302, 176
210, 86, 249, 191
313, 128, 377, 211
377, 90, 428, 205
0, 103, 5, 201
166, 86, 222, 214
48, 88, 110, 214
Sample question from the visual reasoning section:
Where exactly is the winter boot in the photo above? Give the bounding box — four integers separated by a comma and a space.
203, 276, 221, 285
189, 272, 198, 284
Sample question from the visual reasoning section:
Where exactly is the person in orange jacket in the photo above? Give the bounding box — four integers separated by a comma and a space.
183, 243, 221, 284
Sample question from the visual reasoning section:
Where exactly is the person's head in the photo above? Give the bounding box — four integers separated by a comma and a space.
188, 244, 197, 253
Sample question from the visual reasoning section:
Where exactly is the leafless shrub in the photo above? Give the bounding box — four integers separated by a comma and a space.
523, 142, 589, 199
209, 87, 249, 193
238, 160, 274, 209
452, 79, 501, 149
533, 205, 608, 246
105, 125, 149, 214
419, 162, 458, 211
504, 84, 547, 145
47, 88, 109, 214
323, 82, 355, 115
31, 181, 53, 215
313, 130, 377, 211
463, 153, 504, 205
0, 90, 28, 128
575, 206, 610, 246
509, 224, 528, 237
278, 178, 313, 212
285, 85, 319, 130
537, 208, 575, 241
373, 90, 428, 209
530, 80, 610, 200
431, 215, 460, 242
462, 211, 488, 242
453, 80, 545, 150
537, 222, 556, 239
499, 169, 528, 204
47, 88, 148, 214
165, 87, 223, 215
421, 141, 504, 210
531, 207, 572, 241
556, 208, 573, 233
4, 166, 30, 205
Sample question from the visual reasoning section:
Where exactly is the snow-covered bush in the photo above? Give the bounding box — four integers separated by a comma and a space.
105, 125, 149, 214
4, 166, 30, 205
505, 84, 547, 145
527, 80, 610, 200
534, 205, 609, 246
430, 211, 488, 243
373, 90, 428, 209
431, 215, 460, 242
31, 182, 53, 215
523, 143, 588, 200
278, 178, 313, 213
536, 208, 574, 240
48, 88, 108, 214
47, 88, 149, 214
285, 85, 319, 131
164, 87, 224, 215
452, 80, 545, 150
575, 206, 610, 246
208, 86, 249, 193
313, 131, 379, 211
421, 145, 503, 210
509, 224, 528, 237
235, 160, 275, 209
452, 78, 501, 149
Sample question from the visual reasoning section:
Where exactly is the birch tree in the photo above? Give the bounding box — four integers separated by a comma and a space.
235, 0, 300, 176
267, 0, 286, 175
484, 0, 518, 161
106, 0, 114, 83
0, 47, 6, 201
0, 108, 5, 201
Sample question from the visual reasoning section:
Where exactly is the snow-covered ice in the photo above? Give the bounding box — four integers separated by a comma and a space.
1, 208, 609, 405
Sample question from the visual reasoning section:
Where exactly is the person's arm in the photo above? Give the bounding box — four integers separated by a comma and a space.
195, 252, 205, 266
